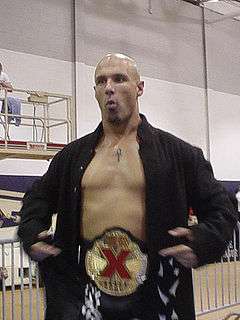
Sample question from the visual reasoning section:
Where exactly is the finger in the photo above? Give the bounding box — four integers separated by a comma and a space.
159, 245, 195, 258
176, 253, 198, 268
168, 227, 193, 240
40, 244, 61, 256
38, 230, 52, 240
43, 245, 61, 256
159, 244, 186, 257
159, 245, 198, 268
168, 227, 190, 237
30, 242, 61, 261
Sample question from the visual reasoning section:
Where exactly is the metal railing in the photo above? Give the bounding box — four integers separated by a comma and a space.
0, 240, 45, 320
0, 87, 73, 146
193, 222, 240, 319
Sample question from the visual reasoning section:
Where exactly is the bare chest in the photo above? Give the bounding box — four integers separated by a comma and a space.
81, 141, 145, 191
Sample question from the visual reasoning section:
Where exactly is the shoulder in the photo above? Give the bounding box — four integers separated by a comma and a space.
140, 115, 204, 166
63, 132, 96, 152
145, 124, 207, 176
0, 72, 10, 82
52, 131, 96, 161
151, 125, 202, 158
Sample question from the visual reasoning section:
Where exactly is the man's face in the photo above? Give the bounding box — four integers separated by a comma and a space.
94, 57, 143, 124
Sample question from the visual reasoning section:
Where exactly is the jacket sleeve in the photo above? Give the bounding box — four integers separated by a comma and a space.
186, 148, 238, 267
17, 151, 62, 255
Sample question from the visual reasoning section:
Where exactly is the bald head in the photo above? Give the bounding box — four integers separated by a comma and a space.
94, 53, 144, 125
95, 53, 140, 83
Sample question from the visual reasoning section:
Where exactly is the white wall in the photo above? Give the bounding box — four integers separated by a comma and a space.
76, 63, 101, 137
208, 89, 240, 180
0, 48, 73, 95
204, 12, 240, 180
140, 77, 207, 154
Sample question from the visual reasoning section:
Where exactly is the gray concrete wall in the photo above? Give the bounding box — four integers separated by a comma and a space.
0, 0, 74, 61
205, 9, 240, 96
76, 0, 205, 89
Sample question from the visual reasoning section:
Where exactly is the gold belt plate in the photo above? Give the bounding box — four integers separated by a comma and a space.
85, 229, 148, 296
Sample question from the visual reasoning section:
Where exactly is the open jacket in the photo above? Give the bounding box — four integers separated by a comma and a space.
18, 114, 237, 319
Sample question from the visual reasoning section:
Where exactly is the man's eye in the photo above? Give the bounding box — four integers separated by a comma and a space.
115, 75, 126, 83
96, 78, 106, 85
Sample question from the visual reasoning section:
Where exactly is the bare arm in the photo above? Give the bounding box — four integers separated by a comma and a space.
0, 81, 13, 91
29, 231, 61, 261
159, 228, 198, 268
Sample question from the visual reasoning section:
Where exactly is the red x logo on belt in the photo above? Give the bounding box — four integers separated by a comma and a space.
100, 248, 131, 279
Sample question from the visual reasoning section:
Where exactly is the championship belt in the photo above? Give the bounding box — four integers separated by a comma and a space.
85, 229, 148, 296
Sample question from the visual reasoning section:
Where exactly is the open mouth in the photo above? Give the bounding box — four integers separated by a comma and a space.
106, 100, 117, 110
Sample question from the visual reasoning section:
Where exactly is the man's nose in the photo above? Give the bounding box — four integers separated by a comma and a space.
105, 79, 115, 95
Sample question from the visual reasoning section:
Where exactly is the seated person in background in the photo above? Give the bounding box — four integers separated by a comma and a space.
0, 62, 13, 91
236, 186, 240, 219
0, 62, 21, 126
0, 266, 8, 290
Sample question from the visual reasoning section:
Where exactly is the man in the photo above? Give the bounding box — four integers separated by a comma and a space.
0, 62, 21, 126
0, 266, 8, 290
18, 53, 237, 320
0, 62, 13, 91
236, 186, 240, 214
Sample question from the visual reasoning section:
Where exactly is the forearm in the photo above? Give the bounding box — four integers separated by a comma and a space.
18, 195, 53, 254
190, 212, 236, 266
189, 153, 237, 266
0, 81, 13, 91
18, 160, 60, 254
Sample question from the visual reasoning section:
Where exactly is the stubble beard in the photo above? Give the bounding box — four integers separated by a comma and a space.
106, 107, 131, 125
107, 114, 122, 125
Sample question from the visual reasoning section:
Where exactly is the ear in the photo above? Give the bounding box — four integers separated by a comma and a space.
137, 81, 144, 97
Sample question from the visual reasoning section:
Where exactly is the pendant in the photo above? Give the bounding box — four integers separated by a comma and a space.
116, 148, 122, 162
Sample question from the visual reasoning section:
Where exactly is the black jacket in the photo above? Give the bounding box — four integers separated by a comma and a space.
18, 114, 237, 319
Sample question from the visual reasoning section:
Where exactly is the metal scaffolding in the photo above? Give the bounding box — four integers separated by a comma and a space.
0, 87, 73, 161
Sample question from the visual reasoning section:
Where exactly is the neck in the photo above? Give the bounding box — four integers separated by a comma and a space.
102, 114, 141, 142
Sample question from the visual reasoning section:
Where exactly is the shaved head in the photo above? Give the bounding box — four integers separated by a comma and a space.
95, 53, 140, 82
94, 53, 144, 125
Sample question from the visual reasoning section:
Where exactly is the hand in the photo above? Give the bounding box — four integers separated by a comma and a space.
29, 230, 61, 262
0, 81, 12, 90
159, 227, 198, 268
0, 267, 8, 280
0, 81, 7, 88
